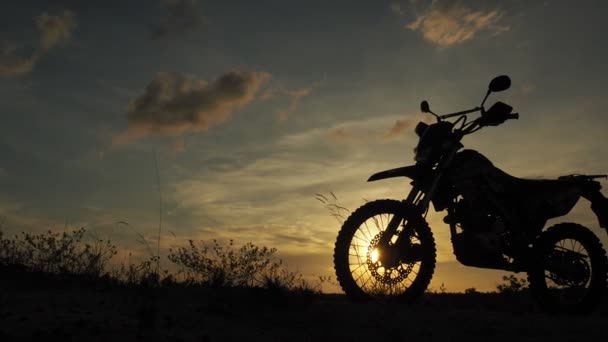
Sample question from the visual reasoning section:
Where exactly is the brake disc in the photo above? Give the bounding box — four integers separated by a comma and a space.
366, 232, 414, 285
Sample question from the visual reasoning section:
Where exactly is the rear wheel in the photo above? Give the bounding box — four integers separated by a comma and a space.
528, 223, 607, 314
333, 200, 436, 301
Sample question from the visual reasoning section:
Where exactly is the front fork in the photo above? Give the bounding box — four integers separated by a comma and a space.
378, 187, 422, 247
375, 187, 424, 266
377, 146, 461, 262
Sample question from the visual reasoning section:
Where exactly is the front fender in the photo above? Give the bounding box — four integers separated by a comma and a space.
367, 165, 421, 182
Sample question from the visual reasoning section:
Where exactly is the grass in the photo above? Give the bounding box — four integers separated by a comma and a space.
0, 226, 329, 340
2, 226, 608, 341
0, 227, 323, 294
315, 191, 351, 225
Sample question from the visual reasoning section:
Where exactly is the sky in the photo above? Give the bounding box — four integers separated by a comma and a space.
1, 0, 608, 292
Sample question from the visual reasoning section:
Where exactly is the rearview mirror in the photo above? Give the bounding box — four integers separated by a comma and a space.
420, 100, 430, 113
488, 75, 511, 93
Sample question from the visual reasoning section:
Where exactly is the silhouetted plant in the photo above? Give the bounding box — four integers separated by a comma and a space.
425, 282, 449, 294
315, 192, 351, 224
112, 254, 163, 287
167, 239, 318, 291
0, 228, 117, 277
464, 287, 479, 294
262, 266, 322, 294
168, 239, 282, 287
317, 275, 338, 290
496, 275, 528, 294
1, 227, 320, 294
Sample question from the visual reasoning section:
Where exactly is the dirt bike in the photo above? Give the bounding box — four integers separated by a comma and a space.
333, 75, 608, 313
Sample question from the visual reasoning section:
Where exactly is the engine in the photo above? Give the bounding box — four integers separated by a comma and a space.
446, 198, 511, 269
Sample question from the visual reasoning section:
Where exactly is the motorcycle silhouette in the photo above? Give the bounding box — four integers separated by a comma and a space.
333, 75, 608, 313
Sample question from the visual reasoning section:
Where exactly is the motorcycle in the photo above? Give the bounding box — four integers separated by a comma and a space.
333, 75, 608, 313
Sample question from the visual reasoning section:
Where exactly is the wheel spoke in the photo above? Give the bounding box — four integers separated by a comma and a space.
531, 225, 604, 312
335, 200, 436, 300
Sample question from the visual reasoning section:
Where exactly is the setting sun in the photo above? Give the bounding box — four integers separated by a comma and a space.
370, 248, 380, 264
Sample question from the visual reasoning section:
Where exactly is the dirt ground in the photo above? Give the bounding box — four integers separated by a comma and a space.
1, 284, 608, 342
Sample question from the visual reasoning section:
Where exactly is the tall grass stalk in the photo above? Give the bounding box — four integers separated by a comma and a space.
315, 191, 350, 225
154, 150, 163, 274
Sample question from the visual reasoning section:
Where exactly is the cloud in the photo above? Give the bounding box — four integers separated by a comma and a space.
36, 10, 77, 50
276, 87, 314, 122
259, 89, 277, 101
521, 84, 537, 95
390, 1, 405, 16
406, 0, 508, 47
279, 114, 418, 147
0, 42, 38, 77
274, 80, 323, 122
169, 116, 427, 255
152, 0, 205, 39
385, 119, 414, 139
0, 10, 77, 78
169, 137, 186, 153
113, 70, 271, 144
327, 127, 351, 143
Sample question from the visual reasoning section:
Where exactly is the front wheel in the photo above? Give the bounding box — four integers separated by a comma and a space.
527, 223, 608, 314
333, 200, 436, 301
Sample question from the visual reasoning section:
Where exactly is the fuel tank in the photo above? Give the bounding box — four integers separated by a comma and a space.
443, 150, 582, 223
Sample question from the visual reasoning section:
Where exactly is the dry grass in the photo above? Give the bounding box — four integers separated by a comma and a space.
0, 227, 320, 293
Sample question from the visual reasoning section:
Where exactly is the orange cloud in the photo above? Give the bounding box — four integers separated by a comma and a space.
169, 137, 186, 153
0, 10, 77, 78
390, 2, 404, 16
113, 70, 271, 144
36, 10, 77, 50
274, 79, 323, 122
259, 89, 277, 101
0, 44, 38, 77
521, 84, 537, 94
406, 0, 508, 47
384, 119, 413, 139
327, 127, 351, 143
277, 87, 314, 122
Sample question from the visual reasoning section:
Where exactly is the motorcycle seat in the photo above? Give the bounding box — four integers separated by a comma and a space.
503, 172, 573, 195
451, 149, 582, 200
494, 170, 577, 195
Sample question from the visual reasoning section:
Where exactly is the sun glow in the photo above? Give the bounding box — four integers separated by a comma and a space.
370, 248, 380, 263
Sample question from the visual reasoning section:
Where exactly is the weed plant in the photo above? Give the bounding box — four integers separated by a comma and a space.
0, 227, 319, 293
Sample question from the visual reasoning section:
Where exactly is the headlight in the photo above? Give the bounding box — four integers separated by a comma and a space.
414, 145, 432, 163
415, 122, 429, 137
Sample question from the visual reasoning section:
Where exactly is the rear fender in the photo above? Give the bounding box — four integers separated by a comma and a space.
589, 192, 608, 229
582, 183, 608, 229
367, 165, 421, 182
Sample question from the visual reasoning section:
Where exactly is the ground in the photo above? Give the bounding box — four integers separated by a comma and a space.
2, 281, 608, 342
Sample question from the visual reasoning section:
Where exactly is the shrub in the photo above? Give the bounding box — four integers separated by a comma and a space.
1, 227, 317, 293
496, 275, 528, 294
168, 239, 312, 291
262, 266, 322, 294
0, 228, 117, 277
111, 255, 163, 287
464, 287, 479, 294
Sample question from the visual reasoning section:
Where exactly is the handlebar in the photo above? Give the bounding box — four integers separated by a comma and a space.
440, 107, 481, 120
464, 111, 519, 133
508, 113, 519, 120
